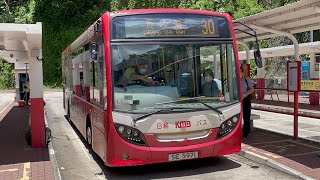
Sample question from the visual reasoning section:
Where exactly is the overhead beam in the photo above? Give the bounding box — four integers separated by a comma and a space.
237, 21, 320, 42
247, 24, 300, 61
0, 50, 28, 59
238, 42, 320, 60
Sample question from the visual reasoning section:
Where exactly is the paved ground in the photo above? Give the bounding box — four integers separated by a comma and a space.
247, 109, 320, 179
0, 98, 54, 180
252, 109, 320, 143
44, 91, 297, 180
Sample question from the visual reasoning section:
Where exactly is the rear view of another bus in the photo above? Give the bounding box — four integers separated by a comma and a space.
104, 9, 247, 167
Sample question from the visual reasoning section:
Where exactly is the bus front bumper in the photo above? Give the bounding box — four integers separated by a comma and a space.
106, 127, 241, 167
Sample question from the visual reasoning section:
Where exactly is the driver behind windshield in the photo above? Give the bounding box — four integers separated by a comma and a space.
121, 57, 155, 87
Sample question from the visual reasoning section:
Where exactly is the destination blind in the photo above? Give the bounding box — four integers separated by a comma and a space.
111, 13, 231, 39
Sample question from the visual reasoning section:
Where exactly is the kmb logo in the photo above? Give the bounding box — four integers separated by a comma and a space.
175, 121, 191, 128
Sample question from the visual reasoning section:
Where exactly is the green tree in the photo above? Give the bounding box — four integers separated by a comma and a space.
33, 0, 110, 86
14, 0, 35, 23
0, 59, 15, 89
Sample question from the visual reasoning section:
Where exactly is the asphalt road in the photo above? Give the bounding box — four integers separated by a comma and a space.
43, 91, 298, 180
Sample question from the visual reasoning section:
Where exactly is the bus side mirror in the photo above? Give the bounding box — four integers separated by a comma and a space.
254, 49, 263, 68
90, 43, 99, 61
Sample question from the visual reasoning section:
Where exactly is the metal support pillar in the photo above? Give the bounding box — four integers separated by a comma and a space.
248, 24, 300, 140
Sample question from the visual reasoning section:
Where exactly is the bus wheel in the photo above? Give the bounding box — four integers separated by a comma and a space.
86, 125, 92, 147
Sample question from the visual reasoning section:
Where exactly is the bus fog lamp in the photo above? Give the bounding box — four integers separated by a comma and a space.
122, 153, 129, 160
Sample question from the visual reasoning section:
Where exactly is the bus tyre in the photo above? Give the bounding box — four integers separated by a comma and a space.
86, 125, 92, 147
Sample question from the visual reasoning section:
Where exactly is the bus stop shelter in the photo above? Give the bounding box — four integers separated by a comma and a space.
0, 22, 45, 148
235, 0, 320, 81
235, 0, 320, 139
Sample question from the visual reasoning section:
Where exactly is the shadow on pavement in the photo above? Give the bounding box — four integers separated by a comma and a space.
242, 129, 320, 169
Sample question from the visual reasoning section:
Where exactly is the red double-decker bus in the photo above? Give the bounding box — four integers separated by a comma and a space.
62, 8, 261, 167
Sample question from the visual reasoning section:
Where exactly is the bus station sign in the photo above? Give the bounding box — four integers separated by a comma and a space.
287, 61, 301, 92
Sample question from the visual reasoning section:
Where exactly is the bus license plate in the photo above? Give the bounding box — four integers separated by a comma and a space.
168, 151, 198, 161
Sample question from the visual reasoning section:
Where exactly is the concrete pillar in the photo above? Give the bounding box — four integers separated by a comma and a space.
309, 30, 319, 105
309, 53, 319, 105
82, 61, 90, 101
73, 63, 81, 96
29, 49, 45, 148
256, 59, 265, 100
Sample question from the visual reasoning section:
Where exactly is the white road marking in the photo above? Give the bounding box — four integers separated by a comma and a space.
0, 168, 18, 173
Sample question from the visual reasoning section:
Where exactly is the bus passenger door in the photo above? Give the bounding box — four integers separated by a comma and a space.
90, 40, 106, 160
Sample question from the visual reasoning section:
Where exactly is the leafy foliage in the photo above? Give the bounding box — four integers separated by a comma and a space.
0, 60, 14, 89
32, 0, 110, 86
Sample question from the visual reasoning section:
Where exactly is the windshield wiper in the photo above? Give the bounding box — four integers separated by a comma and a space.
132, 107, 205, 122
133, 109, 169, 122
155, 96, 205, 105
193, 99, 223, 115
155, 96, 223, 115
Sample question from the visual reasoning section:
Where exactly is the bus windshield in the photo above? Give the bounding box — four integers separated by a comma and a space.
112, 43, 239, 113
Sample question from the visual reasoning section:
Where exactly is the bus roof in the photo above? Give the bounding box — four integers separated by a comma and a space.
110, 8, 228, 17
62, 8, 232, 57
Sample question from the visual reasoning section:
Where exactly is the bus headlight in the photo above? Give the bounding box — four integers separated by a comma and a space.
133, 130, 139, 137
118, 126, 125, 133
114, 123, 148, 146
217, 114, 240, 139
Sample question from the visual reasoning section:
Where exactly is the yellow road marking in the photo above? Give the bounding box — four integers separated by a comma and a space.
0, 168, 18, 173
20, 162, 30, 180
